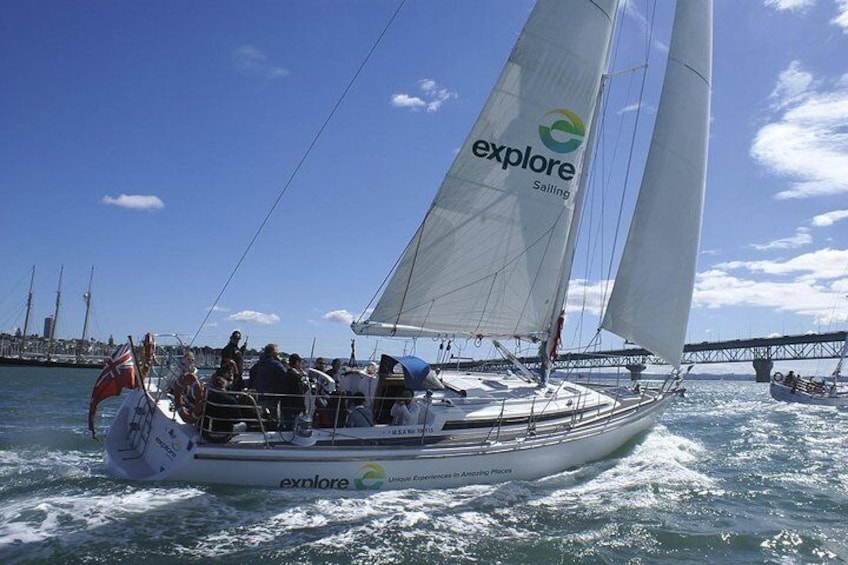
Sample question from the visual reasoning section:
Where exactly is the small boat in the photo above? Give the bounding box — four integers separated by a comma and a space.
770, 333, 848, 407
102, 0, 712, 490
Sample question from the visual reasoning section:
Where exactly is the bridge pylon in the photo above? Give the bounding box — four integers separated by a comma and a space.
626, 363, 646, 381
753, 358, 773, 383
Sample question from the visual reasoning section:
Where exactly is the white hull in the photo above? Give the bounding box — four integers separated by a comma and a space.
105, 378, 676, 492
769, 380, 848, 407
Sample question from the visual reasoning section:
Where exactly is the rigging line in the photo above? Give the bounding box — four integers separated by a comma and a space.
355, 221, 414, 324
594, 55, 640, 324
602, 0, 657, 288
190, 0, 409, 347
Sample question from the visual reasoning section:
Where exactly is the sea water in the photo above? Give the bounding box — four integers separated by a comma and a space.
1, 366, 846, 564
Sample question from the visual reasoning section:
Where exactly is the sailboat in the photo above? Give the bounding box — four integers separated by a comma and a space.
0, 266, 102, 369
770, 332, 848, 407
103, 0, 712, 490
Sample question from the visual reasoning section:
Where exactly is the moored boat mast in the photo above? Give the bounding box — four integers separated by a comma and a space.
21, 265, 35, 355
78, 266, 94, 362
47, 265, 63, 359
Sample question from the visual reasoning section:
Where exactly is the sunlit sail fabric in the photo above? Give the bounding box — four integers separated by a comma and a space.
601, 0, 713, 367
354, 0, 619, 339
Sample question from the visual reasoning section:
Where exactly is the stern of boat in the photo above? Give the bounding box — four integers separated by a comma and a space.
104, 388, 199, 481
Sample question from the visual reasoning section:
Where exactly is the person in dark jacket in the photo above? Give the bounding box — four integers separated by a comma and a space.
280, 354, 309, 430
221, 330, 247, 390
249, 344, 289, 417
202, 374, 249, 442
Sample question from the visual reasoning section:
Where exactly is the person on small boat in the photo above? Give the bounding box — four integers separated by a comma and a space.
221, 330, 247, 390
390, 389, 420, 426
345, 393, 374, 427
785, 371, 796, 387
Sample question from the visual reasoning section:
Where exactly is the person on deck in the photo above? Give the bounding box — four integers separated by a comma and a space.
250, 344, 288, 414
327, 358, 343, 380
280, 353, 309, 430
358, 362, 379, 405
221, 330, 247, 390
201, 374, 249, 441
390, 389, 421, 426
345, 393, 374, 427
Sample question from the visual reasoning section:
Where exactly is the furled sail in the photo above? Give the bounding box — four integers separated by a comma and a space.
354, 0, 619, 339
601, 0, 713, 367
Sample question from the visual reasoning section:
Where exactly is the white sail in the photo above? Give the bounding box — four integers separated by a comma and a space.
601, 0, 713, 367
354, 0, 619, 339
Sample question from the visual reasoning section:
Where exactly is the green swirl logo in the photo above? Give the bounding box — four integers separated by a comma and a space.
354, 463, 385, 490
539, 109, 585, 154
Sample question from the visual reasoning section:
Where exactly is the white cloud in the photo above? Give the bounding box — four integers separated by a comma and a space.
101, 194, 164, 211
322, 309, 355, 325
716, 248, 848, 281
750, 227, 812, 250
206, 305, 230, 312
694, 250, 848, 325
232, 45, 289, 79
835, 0, 848, 32
390, 94, 427, 110
564, 279, 614, 317
812, 209, 848, 226
226, 310, 280, 325
769, 61, 814, 109
764, 0, 815, 11
617, 102, 649, 115
751, 61, 848, 199
390, 78, 457, 112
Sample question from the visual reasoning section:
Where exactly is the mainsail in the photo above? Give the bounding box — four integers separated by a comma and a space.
601, 0, 713, 367
354, 0, 619, 339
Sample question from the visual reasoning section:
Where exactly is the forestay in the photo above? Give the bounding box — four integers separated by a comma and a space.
354, 0, 619, 340
601, 0, 712, 367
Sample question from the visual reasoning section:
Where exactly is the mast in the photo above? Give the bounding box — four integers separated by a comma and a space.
48, 265, 63, 359
541, 75, 611, 383
21, 266, 35, 355
834, 332, 848, 384
79, 266, 94, 362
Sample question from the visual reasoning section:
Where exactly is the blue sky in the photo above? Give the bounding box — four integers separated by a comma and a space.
1, 0, 847, 374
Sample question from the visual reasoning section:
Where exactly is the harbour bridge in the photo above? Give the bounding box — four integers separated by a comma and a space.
443, 331, 847, 382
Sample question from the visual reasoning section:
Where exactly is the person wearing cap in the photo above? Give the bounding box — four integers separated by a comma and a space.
221, 330, 247, 390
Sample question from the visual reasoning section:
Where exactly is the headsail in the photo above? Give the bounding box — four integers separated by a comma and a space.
354, 0, 619, 340
601, 0, 713, 367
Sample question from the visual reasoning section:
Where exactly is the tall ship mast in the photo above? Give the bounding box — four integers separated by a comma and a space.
47, 265, 63, 360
